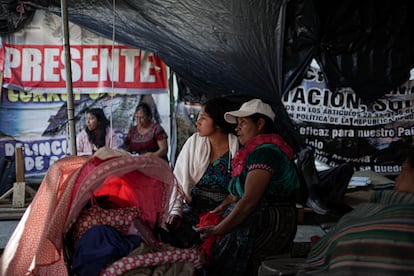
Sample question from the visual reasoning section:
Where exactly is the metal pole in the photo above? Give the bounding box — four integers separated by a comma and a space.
60, 0, 77, 155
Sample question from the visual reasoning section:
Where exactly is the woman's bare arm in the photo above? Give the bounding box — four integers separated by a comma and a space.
197, 169, 271, 237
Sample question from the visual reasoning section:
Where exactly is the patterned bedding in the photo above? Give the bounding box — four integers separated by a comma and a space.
69, 204, 202, 275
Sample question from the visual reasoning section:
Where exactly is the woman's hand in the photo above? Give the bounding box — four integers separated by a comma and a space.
204, 170, 271, 236
166, 214, 181, 230
210, 203, 227, 216
210, 194, 239, 216
195, 225, 218, 240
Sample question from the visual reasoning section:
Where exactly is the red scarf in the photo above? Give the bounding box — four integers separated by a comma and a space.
231, 134, 293, 177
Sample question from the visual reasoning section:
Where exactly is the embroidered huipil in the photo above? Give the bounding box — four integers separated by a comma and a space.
228, 143, 299, 198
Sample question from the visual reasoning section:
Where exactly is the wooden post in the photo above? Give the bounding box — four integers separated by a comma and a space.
15, 146, 25, 182
12, 146, 25, 208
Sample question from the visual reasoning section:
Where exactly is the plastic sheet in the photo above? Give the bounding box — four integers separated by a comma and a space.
2, 0, 414, 150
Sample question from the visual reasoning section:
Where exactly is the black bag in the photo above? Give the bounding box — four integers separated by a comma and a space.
0, 156, 16, 196
295, 147, 354, 214
295, 147, 320, 205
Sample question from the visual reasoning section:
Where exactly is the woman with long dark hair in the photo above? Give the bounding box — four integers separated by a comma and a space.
76, 108, 120, 155
164, 97, 240, 248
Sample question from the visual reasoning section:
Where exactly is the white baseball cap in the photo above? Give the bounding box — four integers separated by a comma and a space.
224, 99, 275, 123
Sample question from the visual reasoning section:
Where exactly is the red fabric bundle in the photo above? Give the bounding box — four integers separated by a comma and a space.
196, 212, 223, 263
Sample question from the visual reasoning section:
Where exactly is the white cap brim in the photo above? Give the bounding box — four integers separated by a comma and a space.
224, 110, 255, 124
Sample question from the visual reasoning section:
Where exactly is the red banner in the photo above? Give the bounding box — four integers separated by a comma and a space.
1, 44, 167, 94
0, 10, 167, 94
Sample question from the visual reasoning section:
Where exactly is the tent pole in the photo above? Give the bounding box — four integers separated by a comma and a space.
60, 0, 77, 155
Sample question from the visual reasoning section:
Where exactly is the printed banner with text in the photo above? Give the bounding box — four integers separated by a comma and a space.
0, 88, 170, 177
283, 67, 414, 176
0, 10, 167, 94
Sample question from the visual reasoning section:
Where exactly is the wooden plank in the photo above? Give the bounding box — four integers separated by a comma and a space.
0, 207, 25, 220
9, 146, 28, 208
15, 146, 25, 182
0, 213, 25, 220
0, 187, 14, 200
12, 182, 25, 208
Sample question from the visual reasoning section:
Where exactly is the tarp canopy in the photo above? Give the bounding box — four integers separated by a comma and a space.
1, 0, 414, 152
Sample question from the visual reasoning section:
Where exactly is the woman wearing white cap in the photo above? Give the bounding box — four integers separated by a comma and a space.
196, 98, 300, 275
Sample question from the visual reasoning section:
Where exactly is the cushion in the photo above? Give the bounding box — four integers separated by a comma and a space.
73, 205, 140, 242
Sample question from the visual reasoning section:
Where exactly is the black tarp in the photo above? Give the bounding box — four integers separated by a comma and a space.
1, 0, 414, 152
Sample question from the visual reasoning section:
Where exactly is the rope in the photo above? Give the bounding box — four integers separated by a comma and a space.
108, 0, 116, 147
14, 2, 25, 28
